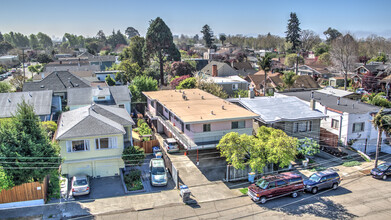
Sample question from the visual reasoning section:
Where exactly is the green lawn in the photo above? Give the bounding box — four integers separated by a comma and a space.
239, 188, 248, 195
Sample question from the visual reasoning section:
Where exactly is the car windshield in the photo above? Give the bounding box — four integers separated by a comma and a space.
377, 164, 389, 171
309, 173, 321, 182
256, 179, 269, 189
152, 167, 165, 175
74, 179, 87, 186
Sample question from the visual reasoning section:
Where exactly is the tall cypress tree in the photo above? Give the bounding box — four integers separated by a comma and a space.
144, 17, 180, 85
285, 12, 301, 52
201, 25, 214, 48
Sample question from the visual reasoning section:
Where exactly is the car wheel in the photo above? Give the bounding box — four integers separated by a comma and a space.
332, 183, 338, 190
382, 175, 387, 180
260, 196, 267, 204
291, 192, 298, 198
311, 187, 318, 194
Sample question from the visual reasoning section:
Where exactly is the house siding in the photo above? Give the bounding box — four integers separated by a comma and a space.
218, 82, 248, 95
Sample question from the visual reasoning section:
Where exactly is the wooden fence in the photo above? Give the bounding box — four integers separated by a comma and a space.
133, 139, 160, 154
0, 176, 48, 204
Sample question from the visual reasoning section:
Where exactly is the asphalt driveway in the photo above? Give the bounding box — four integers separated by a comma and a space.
72, 176, 125, 201
139, 154, 176, 192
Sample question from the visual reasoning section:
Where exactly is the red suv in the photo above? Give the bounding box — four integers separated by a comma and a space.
248, 172, 304, 204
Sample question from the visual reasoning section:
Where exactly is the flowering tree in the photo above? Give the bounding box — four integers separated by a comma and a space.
170, 75, 190, 89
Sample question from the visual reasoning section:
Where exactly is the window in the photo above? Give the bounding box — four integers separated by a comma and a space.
276, 180, 288, 187
118, 104, 124, 108
97, 96, 105, 100
186, 124, 190, 131
203, 124, 211, 132
293, 121, 312, 133
151, 100, 156, 107
288, 177, 302, 184
232, 84, 239, 90
268, 182, 276, 189
66, 140, 90, 152
95, 137, 117, 150
360, 68, 366, 74
164, 108, 168, 113
353, 122, 364, 133
232, 121, 245, 129
331, 119, 339, 129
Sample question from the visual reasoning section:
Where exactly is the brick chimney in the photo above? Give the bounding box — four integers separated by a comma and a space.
212, 64, 218, 77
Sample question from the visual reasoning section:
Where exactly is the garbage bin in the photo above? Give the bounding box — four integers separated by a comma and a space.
153, 146, 161, 158
248, 172, 255, 183
180, 185, 191, 203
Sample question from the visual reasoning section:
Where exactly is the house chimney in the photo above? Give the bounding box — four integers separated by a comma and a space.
310, 99, 316, 110
231, 61, 234, 68
212, 64, 218, 77
249, 87, 255, 99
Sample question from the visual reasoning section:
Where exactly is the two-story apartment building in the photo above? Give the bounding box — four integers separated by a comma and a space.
229, 95, 326, 142
56, 104, 134, 178
143, 89, 258, 150
281, 90, 391, 154
67, 85, 131, 114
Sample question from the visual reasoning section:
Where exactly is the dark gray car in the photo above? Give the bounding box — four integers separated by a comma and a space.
304, 170, 342, 194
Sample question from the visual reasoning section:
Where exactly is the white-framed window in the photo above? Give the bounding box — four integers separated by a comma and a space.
95, 137, 118, 150
118, 104, 124, 108
66, 140, 90, 153
232, 121, 245, 129
331, 119, 339, 129
293, 121, 312, 133
203, 124, 211, 132
232, 84, 239, 90
352, 122, 365, 133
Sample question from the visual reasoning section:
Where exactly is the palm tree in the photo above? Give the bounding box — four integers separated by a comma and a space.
371, 108, 391, 168
258, 53, 272, 96
281, 71, 297, 91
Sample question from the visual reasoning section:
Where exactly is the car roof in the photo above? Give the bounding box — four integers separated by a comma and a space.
381, 162, 391, 166
165, 138, 177, 143
316, 170, 338, 176
151, 158, 165, 167
263, 172, 302, 181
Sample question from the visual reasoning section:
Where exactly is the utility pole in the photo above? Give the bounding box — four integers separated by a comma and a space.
295, 53, 299, 75
22, 49, 26, 82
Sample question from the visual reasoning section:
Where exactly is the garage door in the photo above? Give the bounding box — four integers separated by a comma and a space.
67, 162, 93, 177
94, 161, 119, 177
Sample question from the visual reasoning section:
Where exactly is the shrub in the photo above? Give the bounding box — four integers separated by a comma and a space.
342, 161, 361, 167
122, 146, 145, 166
137, 118, 145, 127
47, 170, 60, 199
124, 170, 143, 191
170, 75, 190, 89
177, 77, 196, 89
41, 121, 57, 138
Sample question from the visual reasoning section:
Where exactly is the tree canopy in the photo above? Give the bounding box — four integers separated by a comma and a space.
125, 27, 140, 39
285, 12, 301, 52
201, 25, 214, 48
129, 76, 159, 102
217, 126, 298, 172
120, 36, 145, 68
144, 17, 180, 85
281, 71, 297, 91
324, 27, 342, 44
0, 101, 60, 186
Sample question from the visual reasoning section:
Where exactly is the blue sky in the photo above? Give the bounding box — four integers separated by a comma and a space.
1, 0, 391, 39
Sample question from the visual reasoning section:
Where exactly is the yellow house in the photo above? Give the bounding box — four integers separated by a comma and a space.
56, 104, 134, 178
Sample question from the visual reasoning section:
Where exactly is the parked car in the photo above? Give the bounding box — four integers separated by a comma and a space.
71, 175, 90, 196
356, 88, 367, 95
247, 172, 304, 204
149, 158, 168, 186
304, 170, 341, 194
163, 138, 179, 153
370, 163, 391, 180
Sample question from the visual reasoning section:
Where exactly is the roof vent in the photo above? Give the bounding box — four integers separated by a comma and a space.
7, 98, 11, 103
40, 85, 45, 88
28, 92, 32, 97
188, 106, 190, 108
222, 105, 225, 110
201, 96, 204, 99
211, 110, 214, 115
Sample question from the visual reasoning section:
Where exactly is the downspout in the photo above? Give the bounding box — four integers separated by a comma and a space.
339, 115, 343, 146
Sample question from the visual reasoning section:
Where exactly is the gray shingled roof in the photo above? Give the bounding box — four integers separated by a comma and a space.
0, 90, 53, 118
67, 86, 131, 106
23, 71, 91, 93
282, 90, 381, 114
56, 104, 134, 140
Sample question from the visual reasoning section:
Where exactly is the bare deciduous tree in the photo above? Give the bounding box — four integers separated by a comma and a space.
330, 34, 358, 90
300, 30, 321, 52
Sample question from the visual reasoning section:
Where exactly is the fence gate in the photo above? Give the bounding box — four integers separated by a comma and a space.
171, 163, 179, 189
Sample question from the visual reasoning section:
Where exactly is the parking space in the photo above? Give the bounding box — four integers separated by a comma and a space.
71, 176, 125, 201
187, 149, 228, 182
139, 154, 176, 193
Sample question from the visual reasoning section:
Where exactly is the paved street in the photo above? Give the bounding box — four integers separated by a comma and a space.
95, 173, 391, 220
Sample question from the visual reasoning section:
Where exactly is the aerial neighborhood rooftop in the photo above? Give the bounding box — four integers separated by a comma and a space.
1, 3, 391, 219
